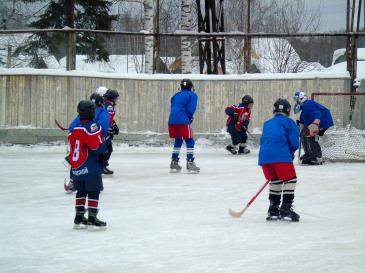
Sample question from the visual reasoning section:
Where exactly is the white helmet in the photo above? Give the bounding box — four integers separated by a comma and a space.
294, 90, 307, 104
95, 86, 108, 96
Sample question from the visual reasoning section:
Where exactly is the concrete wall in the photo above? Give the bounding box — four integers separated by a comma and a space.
0, 73, 351, 143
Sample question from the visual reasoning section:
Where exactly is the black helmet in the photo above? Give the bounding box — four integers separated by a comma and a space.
273, 98, 291, 116
104, 89, 119, 102
77, 100, 95, 120
180, 79, 193, 90
242, 95, 254, 107
89, 93, 104, 107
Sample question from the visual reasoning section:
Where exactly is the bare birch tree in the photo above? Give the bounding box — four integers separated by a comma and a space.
144, 0, 154, 73
180, 0, 192, 73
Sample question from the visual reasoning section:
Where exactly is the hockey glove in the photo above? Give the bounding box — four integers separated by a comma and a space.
111, 121, 119, 135
308, 119, 320, 137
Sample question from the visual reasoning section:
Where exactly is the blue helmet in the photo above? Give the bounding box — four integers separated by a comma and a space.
293, 90, 307, 104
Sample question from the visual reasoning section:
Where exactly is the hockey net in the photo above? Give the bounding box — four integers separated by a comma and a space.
311, 92, 365, 162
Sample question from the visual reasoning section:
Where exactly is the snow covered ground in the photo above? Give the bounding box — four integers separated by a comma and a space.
0, 144, 364, 273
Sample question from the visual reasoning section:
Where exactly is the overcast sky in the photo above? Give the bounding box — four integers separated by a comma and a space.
307, 0, 362, 31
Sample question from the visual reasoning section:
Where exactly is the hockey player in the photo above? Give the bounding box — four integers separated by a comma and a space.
225, 95, 254, 155
69, 100, 107, 230
259, 98, 300, 222
65, 93, 110, 192
168, 79, 200, 173
102, 89, 120, 175
294, 90, 334, 165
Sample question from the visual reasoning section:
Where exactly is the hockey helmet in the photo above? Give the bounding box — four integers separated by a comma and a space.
77, 100, 95, 120
104, 89, 119, 102
242, 95, 254, 107
90, 93, 104, 107
95, 86, 108, 96
273, 98, 291, 116
293, 90, 307, 104
180, 79, 193, 90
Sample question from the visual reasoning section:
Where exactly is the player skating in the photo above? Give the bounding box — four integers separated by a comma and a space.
99, 88, 120, 175
168, 79, 200, 173
68, 100, 107, 230
64, 92, 110, 192
259, 98, 300, 222
293, 90, 334, 165
225, 95, 254, 155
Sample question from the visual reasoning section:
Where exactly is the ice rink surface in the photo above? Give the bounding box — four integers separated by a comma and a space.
0, 144, 364, 273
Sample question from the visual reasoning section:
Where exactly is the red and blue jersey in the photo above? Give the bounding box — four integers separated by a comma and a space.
68, 120, 106, 181
104, 100, 116, 125
225, 103, 251, 132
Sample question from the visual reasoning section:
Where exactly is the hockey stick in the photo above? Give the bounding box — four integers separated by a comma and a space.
298, 136, 302, 164
55, 119, 69, 131
228, 180, 270, 218
247, 130, 259, 145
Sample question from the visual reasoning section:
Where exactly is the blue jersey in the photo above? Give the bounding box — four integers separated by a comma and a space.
168, 89, 198, 125
69, 106, 110, 137
259, 114, 299, 165
68, 120, 106, 181
299, 100, 334, 129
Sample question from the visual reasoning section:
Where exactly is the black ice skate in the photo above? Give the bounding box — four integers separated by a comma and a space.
238, 146, 250, 154
187, 159, 200, 173
266, 205, 280, 221
280, 203, 300, 222
73, 210, 88, 230
300, 154, 323, 165
226, 145, 237, 155
87, 211, 107, 231
102, 166, 114, 175
170, 158, 182, 172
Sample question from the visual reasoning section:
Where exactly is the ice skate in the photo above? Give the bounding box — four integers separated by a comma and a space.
226, 145, 237, 155
64, 178, 75, 194
187, 159, 200, 173
73, 210, 88, 230
170, 158, 182, 173
266, 204, 280, 221
280, 203, 300, 222
301, 157, 322, 165
87, 211, 107, 231
238, 145, 250, 154
102, 165, 114, 175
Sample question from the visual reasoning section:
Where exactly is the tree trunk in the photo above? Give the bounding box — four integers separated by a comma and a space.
144, 0, 154, 74
181, 0, 192, 74
65, 0, 76, 70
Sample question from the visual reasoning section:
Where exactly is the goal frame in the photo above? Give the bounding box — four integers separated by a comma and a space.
311, 92, 365, 100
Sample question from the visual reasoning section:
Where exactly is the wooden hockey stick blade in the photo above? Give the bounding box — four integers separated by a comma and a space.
229, 180, 270, 218
55, 119, 69, 131
228, 206, 248, 218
